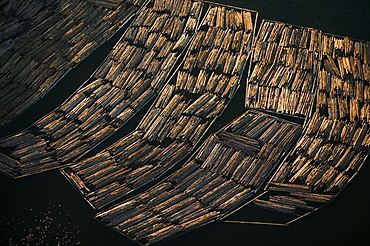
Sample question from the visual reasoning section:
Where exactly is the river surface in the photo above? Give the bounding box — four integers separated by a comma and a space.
1, 0, 370, 245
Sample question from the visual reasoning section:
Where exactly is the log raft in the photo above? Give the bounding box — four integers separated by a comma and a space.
93, 110, 301, 245
317, 34, 370, 123
0, 0, 147, 128
251, 34, 369, 222
0, 0, 368, 240
62, 2, 256, 210
253, 111, 369, 221
0, 0, 202, 178
246, 20, 322, 118
0, 0, 65, 56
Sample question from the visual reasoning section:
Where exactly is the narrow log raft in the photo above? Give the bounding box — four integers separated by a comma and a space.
245, 29, 369, 223
0, 0, 147, 128
247, 27, 368, 215
62, 3, 256, 210
94, 110, 300, 245
0, 0, 202, 178
246, 20, 322, 117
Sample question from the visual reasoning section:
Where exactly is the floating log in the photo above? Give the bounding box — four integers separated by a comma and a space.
290, 192, 333, 203
92, 110, 301, 244
268, 182, 311, 193
254, 199, 296, 215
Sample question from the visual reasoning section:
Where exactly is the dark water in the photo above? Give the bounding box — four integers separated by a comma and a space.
1, 1, 370, 245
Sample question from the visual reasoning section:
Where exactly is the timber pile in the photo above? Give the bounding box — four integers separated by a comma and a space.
246, 20, 322, 117
0, 0, 367, 233
62, 4, 256, 210
94, 110, 301, 245
0, 0, 146, 128
317, 35, 370, 122
196, 111, 302, 190
0, 0, 202, 178
253, 34, 370, 219
0, 0, 65, 55
254, 112, 370, 217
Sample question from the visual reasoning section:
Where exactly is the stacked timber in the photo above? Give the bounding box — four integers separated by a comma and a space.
0, 0, 202, 178
317, 34, 370, 123
0, 0, 65, 55
94, 110, 301, 245
0, 0, 146, 128
246, 20, 322, 117
254, 111, 370, 218
195, 111, 302, 190
62, 4, 256, 210
253, 35, 369, 220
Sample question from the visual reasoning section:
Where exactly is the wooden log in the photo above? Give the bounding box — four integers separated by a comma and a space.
143, 115, 168, 141
124, 215, 163, 235
134, 222, 169, 242
115, 210, 154, 231
167, 201, 202, 224
290, 192, 333, 203
269, 195, 314, 211
114, 138, 146, 163
146, 225, 183, 245
254, 199, 296, 214
210, 147, 236, 174
209, 185, 246, 209
159, 196, 196, 218
217, 131, 260, 155
304, 165, 330, 187
76, 158, 117, 179
200, 142, 224, 170
103, 204, 145, 227
12, 141, 48, 159
136, 182, 172, 204
313, 166, 338, 190
269, 182, 311, 193
174, 168, 205, 193
89, 184, 132, 209
217, 189, 252, 213
0, 152, 20, 169
180, 211, 220, 231
192, 176, 224, 199
96, 199, 138, 224
183, 171, 218, 196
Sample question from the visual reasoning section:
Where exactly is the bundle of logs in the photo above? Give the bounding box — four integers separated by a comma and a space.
62, 4, 256, 210
95, 110, 301, 245
0, 0, 202, 178
0, 0, 146, 128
